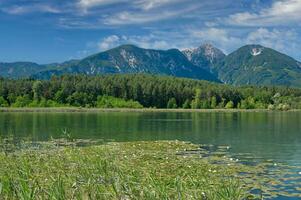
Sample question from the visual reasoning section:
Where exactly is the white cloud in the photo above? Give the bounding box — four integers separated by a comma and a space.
189, 27, 300, 59
78, 0, 179, 10
97, 34, 170, 51
246, 28, 299, 54
98, 35, 121, 50
227, 0, 301, 26
134, 0, 179, 10
190, 28, 242, 53
78, 0, 125, 9
103, 5, 197, 25
2, 4, 61, 15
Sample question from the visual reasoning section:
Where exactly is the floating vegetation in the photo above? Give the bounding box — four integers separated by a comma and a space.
0, 138, 300, 199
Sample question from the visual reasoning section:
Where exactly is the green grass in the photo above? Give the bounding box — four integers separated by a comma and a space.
0, 139, 300, 199
0, 139, 252, 200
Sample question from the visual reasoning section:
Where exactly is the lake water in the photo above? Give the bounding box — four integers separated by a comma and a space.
1, 111, 301, 198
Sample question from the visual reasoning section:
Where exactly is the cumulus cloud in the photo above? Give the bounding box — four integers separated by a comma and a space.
97, 34, 170, 51
98, 35, 121, 50
189, 28, 242, 53
245, 28, 299, 54
227, 0, 301, 26
189, 27, 300, 59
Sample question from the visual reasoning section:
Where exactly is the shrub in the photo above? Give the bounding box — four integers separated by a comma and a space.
276, 103, 290, 111
268, 104, 275, 110
12, 95, 31, 107
182, 100, 191, 109
97, 96, 143, 108
0, 97, 8, 107
225, 101, 234, 109
167, 98, 177, 109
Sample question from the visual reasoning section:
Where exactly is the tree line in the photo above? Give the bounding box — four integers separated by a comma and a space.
0, 74, 301, 110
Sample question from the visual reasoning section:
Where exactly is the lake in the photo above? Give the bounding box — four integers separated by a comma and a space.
1, 111, 301, 198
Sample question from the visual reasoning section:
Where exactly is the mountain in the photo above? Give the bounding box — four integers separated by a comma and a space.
213, 45, 301, 87
32, 44, 219, 82
182, 44, 225, 72
2, 44, 301, 88
0, 62, 45, 78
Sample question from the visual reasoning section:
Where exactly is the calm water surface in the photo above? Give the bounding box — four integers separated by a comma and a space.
1, 111, 301, 198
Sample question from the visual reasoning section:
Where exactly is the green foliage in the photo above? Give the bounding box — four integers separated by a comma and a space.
32, 81, 43, 101
214, 45, 301, 87
225, 101, 234, 109
0, 97, 8, 107
276, 103, 290, 111
0, 139, 296, 199
167, 98, 177, 109
210, 96, 217, 108
182, 99, 191, 109
239, 97, 256, 109
191, 89, 202, 109
12, 95, 31, 107
97, 96, 143, 108
0, 74, 300, 110
67, 92, 94, 107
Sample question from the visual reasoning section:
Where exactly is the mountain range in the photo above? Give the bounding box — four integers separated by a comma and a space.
1, 44, 301, 87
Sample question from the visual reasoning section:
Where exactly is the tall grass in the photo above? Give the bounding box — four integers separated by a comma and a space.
0, 139, 278, 199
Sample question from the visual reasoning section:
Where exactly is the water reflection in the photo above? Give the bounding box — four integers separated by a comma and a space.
0, 111, 301, 164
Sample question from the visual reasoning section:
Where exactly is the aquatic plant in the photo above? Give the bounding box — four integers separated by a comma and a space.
0, 139, 300, 199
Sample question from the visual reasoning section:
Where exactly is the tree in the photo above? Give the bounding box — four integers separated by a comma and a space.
240, 97, 255, 109
54, 90, 67, 104
182, 99, 191, 109
12, 95, 31, 107
0, 97, 8, 107
225, 101, 234, 109
32, 81, 43, 101
191, 89, 202, 109
167, 98, 177, 109
210, 96, 217, 108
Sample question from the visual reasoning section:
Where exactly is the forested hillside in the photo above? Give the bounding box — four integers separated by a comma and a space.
0, 74, 300, 110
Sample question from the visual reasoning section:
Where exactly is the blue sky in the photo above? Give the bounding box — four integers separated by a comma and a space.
0, 0, 301, 63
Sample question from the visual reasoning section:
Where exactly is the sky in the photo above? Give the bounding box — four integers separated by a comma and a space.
0, 0, 301, 64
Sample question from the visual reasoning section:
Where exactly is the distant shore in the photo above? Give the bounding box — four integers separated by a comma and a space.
0, 107, 300, 113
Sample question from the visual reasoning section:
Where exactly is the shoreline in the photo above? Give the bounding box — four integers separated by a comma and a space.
0, 107, 300, 113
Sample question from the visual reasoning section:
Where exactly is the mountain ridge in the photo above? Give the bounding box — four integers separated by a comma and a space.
1, 44, 301, 87
32, 44, 219, 82
213, 44, 301, 87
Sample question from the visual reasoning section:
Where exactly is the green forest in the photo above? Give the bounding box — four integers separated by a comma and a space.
0, 74, 301, 110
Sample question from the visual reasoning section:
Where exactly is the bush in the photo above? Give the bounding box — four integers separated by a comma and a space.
167, 98, 177, 109
240, 97, 255, 109
276, 103, 290, 111
67, 92, 94, 107
182, 99, 191, 109
254, 101, 266, 109
0, 97, 8, 107
12, 95, 32, 107
268, 104, 275, 110
225, 101, 234, 109
97, 96, 143, 108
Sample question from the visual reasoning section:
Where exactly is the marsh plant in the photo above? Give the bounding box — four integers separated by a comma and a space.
0, 138, 300, 199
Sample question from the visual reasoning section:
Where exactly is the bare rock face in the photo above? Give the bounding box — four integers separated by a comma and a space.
32, 44, 220, 82
182, 43, 226, 72
251, 47, 264, 56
